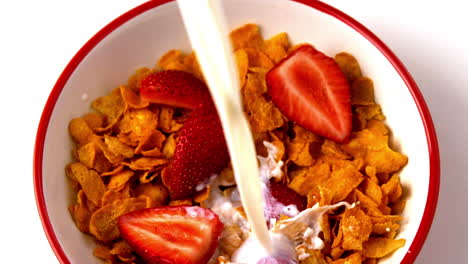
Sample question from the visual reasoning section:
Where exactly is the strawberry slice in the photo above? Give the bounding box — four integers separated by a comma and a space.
140, 70, 211, 109
118, 206, 223, 264
269, 181, 307, 212
140, 70, 229, 199
163, 104, 230, 199
266, 45, 352, 143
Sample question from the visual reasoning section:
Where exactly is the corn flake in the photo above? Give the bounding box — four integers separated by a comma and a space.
362, 237, 406, 258
89, 197, 147, 242
120, 85, 149, 109
341, 207, 372, 250
230, 23, 263, 50
334, 52, 362, 83
66, 163, 106, 206
91, 87, 125, 123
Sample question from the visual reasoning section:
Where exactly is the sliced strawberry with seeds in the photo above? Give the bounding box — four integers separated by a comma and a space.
269, 180, 307, 212
163, 104, 230, 199
140, 70, 211, 109
118, 206, 223, 264
266, 45, 352, 143
140, 70, 229, 199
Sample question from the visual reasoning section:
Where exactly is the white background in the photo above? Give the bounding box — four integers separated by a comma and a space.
0, 0, 466, 263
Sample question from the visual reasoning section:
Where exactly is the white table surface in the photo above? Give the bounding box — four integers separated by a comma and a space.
1, 0, 466, 263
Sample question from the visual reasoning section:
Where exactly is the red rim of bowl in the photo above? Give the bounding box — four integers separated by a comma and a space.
34, 0, 440, 263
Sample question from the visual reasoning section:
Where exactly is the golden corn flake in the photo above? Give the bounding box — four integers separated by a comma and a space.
69, 190, 91, 233
234, 49, 249, 88
93, 246, 114, 263
330, 253, 362, 264
100, 164, 124, 177
218, 166, 236, 186
76, 142, 97, 169
351, 77, 375, 106
183, 52, 204, 80
356, 105, 385, 122
363, 237, 406, 258
391, 199, 407, 215
162, 133, 177, 158
125, 157, 168, 171
66, 163, 106, 206
334, 52, 362, 83
243, 48, 275, 70
120, 85, 149, 109
262, 32, 290, 63
230, 23, 263, 50
366, 120, 389, 137
169, 199, 193, 206
102, 185, 131, 206
381, 174, 403, 203
330, 246, 345, 260
360, 178, 383, 205
118, 108, 158, 144
322, 165, 364, 204
342, 129, 408, 173
104, 135, 134, 159
341, 207, 372, 250
82, 112, 106, 132
372, 222, 400, 235
287, 140, 314, 166
69, 118, 99, 145
363, 259, 377, 264
321, 140, 351, 160
293, 125, 321, 143
138, 169, 159, 184
157, 49, 189, 72
219, 225, 244, 256
158, 107, 183, 133
248, 96, 284, 133
297, 248, 327, 264
107, 170, 134, 191
288, 162, 330, 196
91, 87, 125, 122
134, 130, 165, 155
242, 73, 267, 108
89, 197, 147, 242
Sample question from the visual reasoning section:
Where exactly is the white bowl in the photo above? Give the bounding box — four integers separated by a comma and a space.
34, 0, 440, 263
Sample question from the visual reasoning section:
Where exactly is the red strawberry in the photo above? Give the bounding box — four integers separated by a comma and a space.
266, 45, 352, 143
140, 70, 229, 199
140, 70, 211, 109
163, 104, 230, 199
269, 181, 307, 212
118, 206, 223, 264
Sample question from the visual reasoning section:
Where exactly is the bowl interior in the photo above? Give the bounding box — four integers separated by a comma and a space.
40, 0, 430, 263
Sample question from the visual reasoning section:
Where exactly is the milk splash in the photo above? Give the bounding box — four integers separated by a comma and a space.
204, 141, 353, 264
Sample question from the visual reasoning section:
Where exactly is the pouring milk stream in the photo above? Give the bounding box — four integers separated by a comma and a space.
176, 0, 273, 255
176, 1, 352, 263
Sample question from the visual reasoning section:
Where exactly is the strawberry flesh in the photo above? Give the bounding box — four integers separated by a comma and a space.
266, 45, 352, 143
269, 180, 307, 212
118, 206, 223, 264
140, 70, 229, 199
140, 70, 211, 109
163, 104, 229, 199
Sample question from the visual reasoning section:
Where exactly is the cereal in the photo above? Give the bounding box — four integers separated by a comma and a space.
334, 52, 362, 83
89, 197, 147, 242
66, 163, 106, 206
229, 23, 263, 50
66, 24, 408, 264
341, 207, 373, 250
91, 87, 125, 123
362, 237, 406, 258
